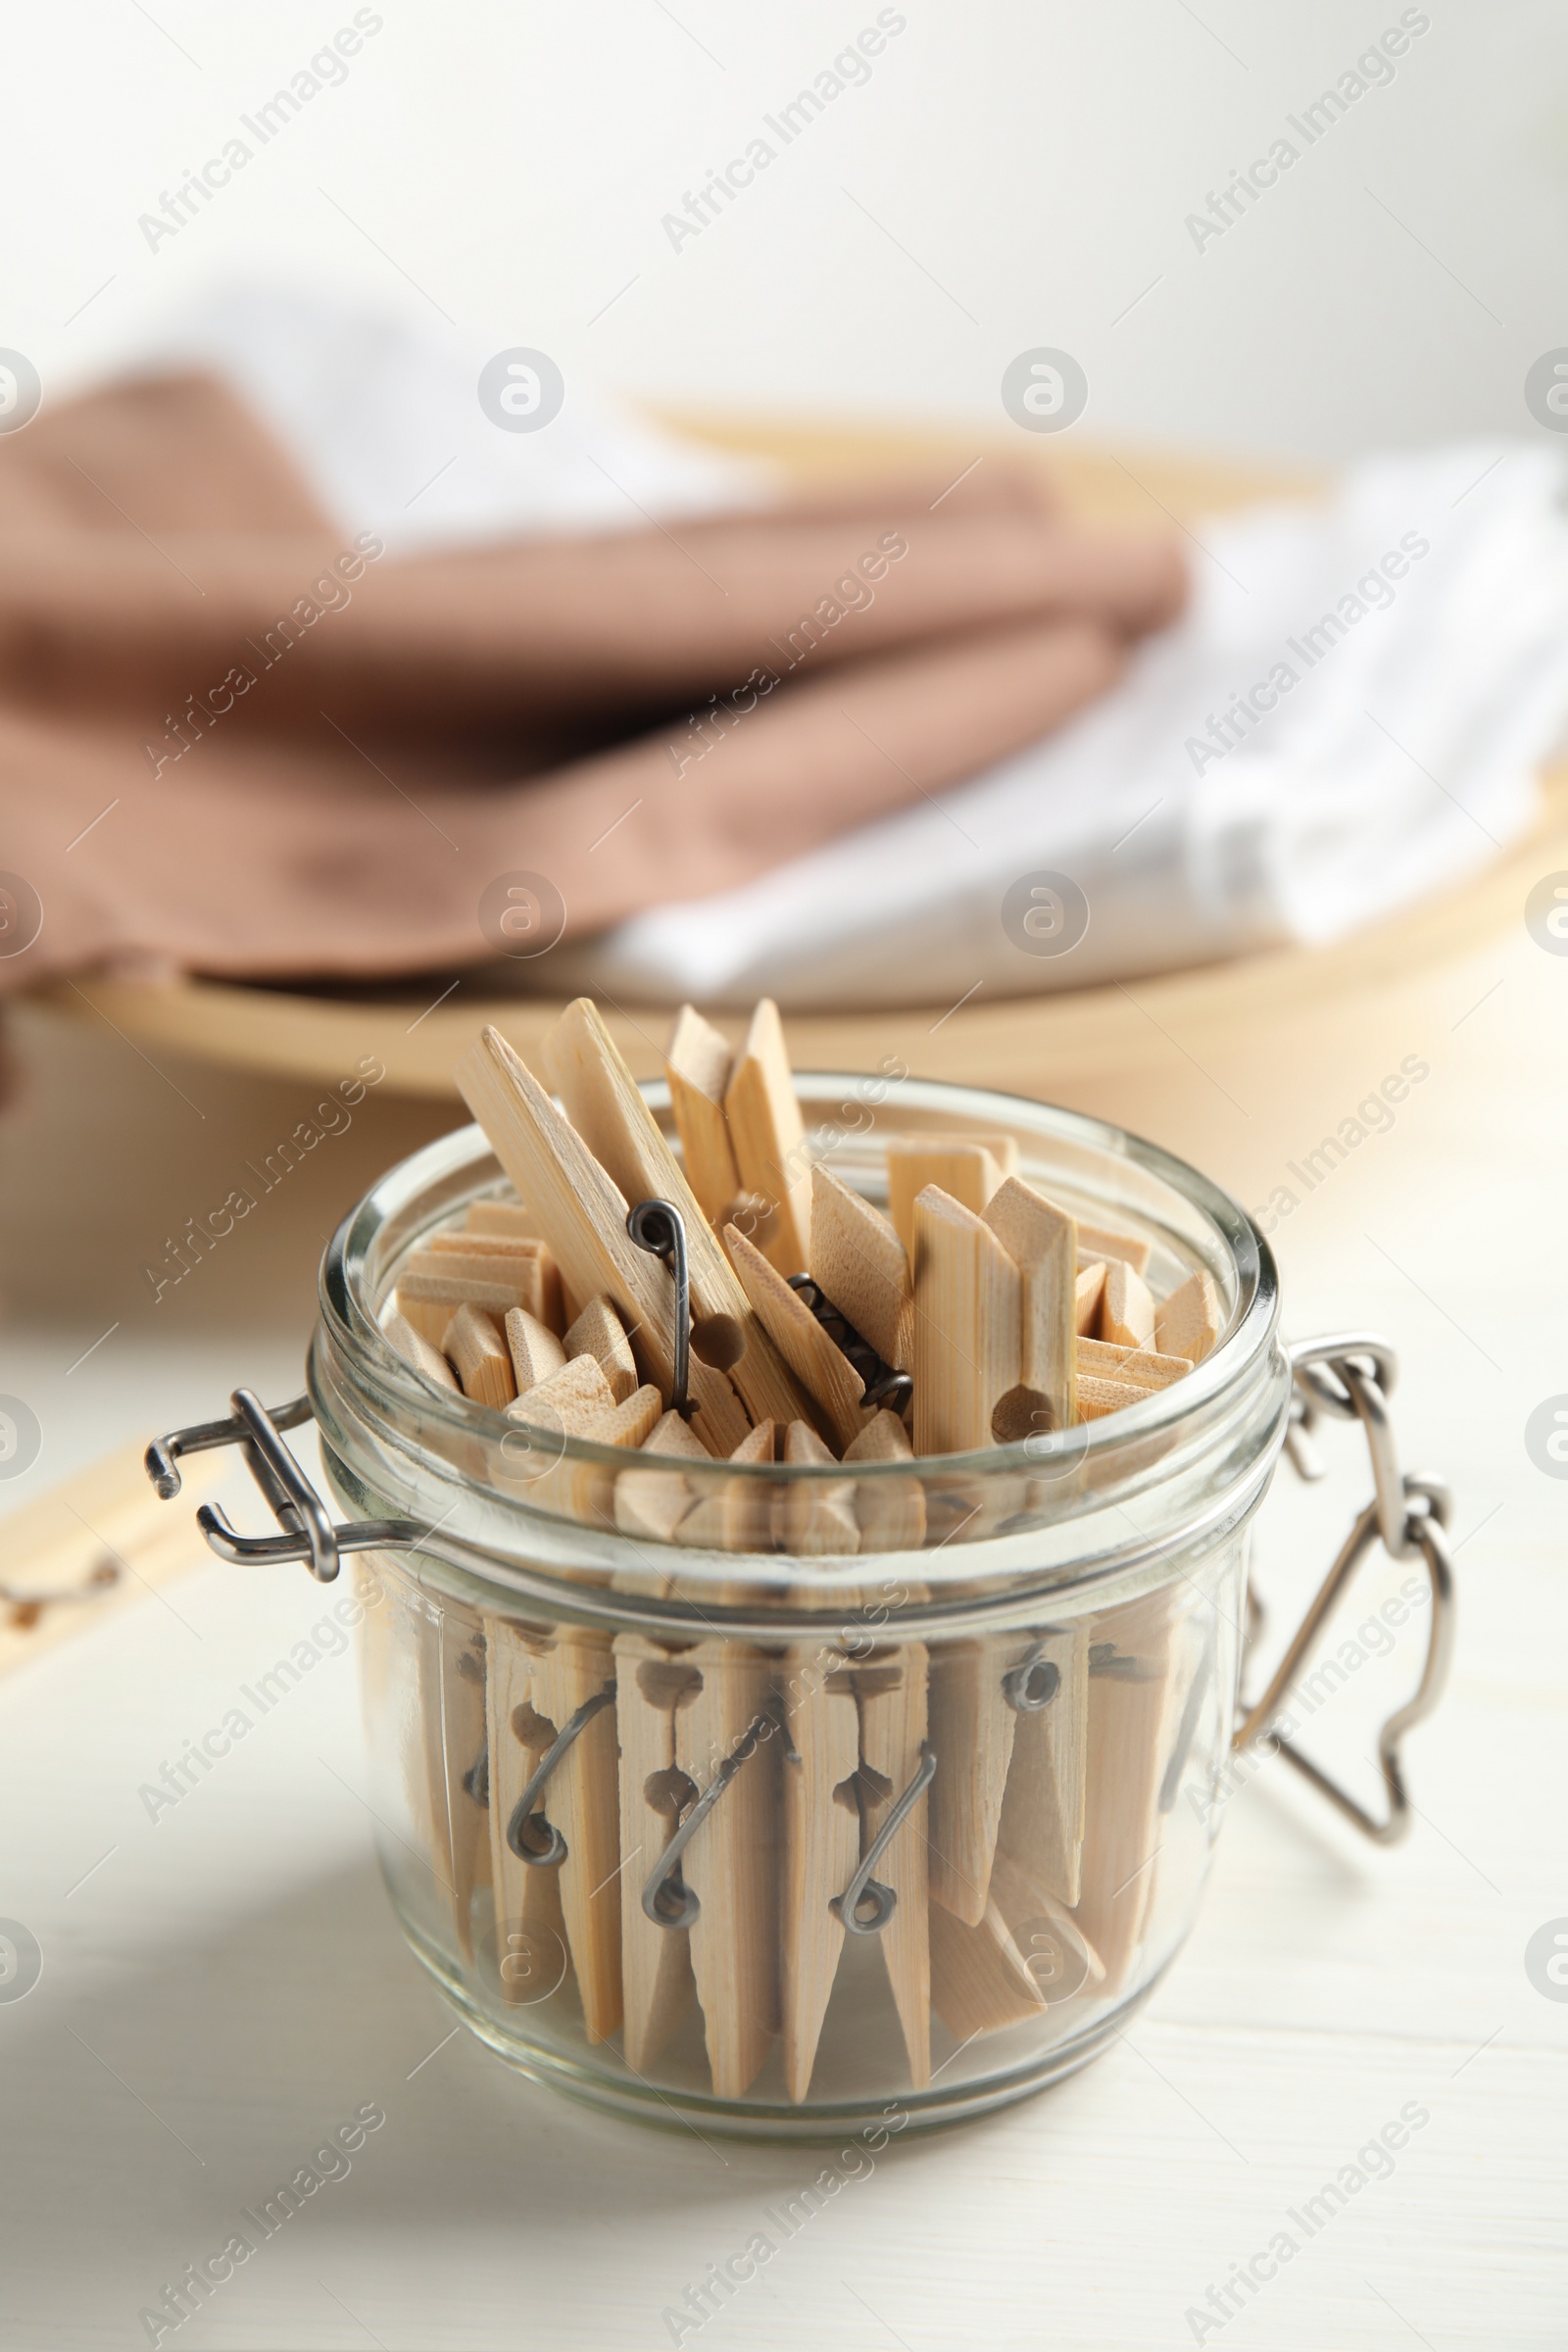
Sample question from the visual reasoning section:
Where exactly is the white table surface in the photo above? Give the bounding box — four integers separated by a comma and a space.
2, 939, 1565, 2352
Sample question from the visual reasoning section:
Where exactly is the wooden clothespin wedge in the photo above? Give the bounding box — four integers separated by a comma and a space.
427, 1230, 543, 1261
484, 1618, 569, 2005
442, 1303, 516, 1409
676, 1643, 782, 2097
540, 999, 814, 1438
885, 1132, 1018, 1255
982, 1174, 1077, 1438
466, 1199, 535, 1237
910, 1185, 1022, 1454
927, 1639, 1030, 1926
664, 1004, 740, 1226
1075, 1373, 1155, 1423
1076, 1218, 1151, 1274
505, 1307, 567, 1395
417, 1597, 492, 1962
856, 1648, 931, 2089
384, 1310, 460, 1393
994, 1626, 1091, 1906
844, 1409, 926, 1550
528, 1630, 624, 2043
809, 1164, 912, 1372
1102, 1259, 1155, 1351
396, 1251, 562, 1348
1076, 1337, 1192, 1389
455, 1026, 748, 1453
1071, 1597, 1178, 1994
612, 1636, 700, 2070
1074, 1260, 1106, 1336
929, 1897, 1048, 2040
678, 1419, 776, 1552
1156, 1269, 1221, 1364
613, 1408, 711, 1544
723, 998, 811, 1275
724, 1223, 866, 1452
780, 1642, 859, 2102
779, 1419, 858, 1557
506, 1351, 613, 1434
564, 1294, 639, 1404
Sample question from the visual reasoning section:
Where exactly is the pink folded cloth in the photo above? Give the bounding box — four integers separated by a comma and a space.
0, 371, 1186, 988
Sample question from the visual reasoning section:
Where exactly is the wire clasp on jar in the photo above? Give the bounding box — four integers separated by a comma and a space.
1233, 1333, 1455, 1844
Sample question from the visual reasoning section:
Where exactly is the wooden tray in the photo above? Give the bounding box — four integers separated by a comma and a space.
40, 417, 1556, 1188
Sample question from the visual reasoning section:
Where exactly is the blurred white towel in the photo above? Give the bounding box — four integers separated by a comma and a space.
133, 290, 1568, 1008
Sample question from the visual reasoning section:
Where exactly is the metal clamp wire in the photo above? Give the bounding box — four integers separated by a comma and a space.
507, 1685, 616, 1867
626, 1199, 693, 1418
641, 1707, 776, 1929
831, 1741, 938, 1936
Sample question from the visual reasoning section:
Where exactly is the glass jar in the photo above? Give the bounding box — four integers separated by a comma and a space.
150, 1075, 1454, 2138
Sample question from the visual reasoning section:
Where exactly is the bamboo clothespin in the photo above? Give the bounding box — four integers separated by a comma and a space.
723, 998, 811, 1275
466, 1199, 536, 1237
855, 1649, 931, 2089
723, 1223, 866, 1452
1075, 1373, 1154, 1422
527, 1630, 624, 2043
413, 1597, 491, 1962
1076, 1337, 1192, 1389
1156, 1269, 1221, 1364
1071, 1594, 1179, 1994
994, 1627, 1091, 1906
427, 1231, 542, 1261
484, 1619, 569, 2005
1101, 1259, 1155, 1351
564, 1295, 639, 1404
844, 1409, 926, 1550
885, 1133, 1019, 1255
664, 1004, 741, 1227
1074, 1260, 1106, 1337
780, 1641, 859, 2101
541, 999, 814, 1437
505, 1307, 567, 1395
613, 1408, 712, 1546
443, 1304, 516, 1409
678, 1420, 776, 1552
809, 1164, 913, 1374
507, 1351, 613, 1435
1076, 1218, 1151, 1274
779, 1420, 858, 1557
910, 1185, 1022, 1454
456, 1027, 749, 1453
982, 1174, 1078, 1437
612, 1637, 701, 2070
396, 1250, 563, 1348
674, 1643, 782, 2097
384, 1310, 460, 1393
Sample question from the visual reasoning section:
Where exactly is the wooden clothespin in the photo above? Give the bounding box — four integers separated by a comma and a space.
1076, 1218, 1151, 1274
982, 1175, 1077, 1437
723, 999, 811, 1275
564, 1295, 639, 1404
664, 1004, 741, 1227
723, 1224, 865, 1452
1156, 1269, 1221, 1364
412, 1596, 491, 1962
910, 1185, 1021, 1454
994, 1627, 1091, 1906
612, 1636, 701, 2070
678, 1420, 777, 1552
674, 1643, 782, 2096
809, 1164, 912, 1374
466, 1200, 536, 1238
442, 1304, 516, 1409
456, 1027, 749, 1453
1101, 1259, 1156, 1351
540, 999, 815, 1438
780, 1641, 859, 2101
527, 1630, 624, 2043
396, 1250, 562, 1348
1074, 1260, 1106, 1336
613, 1408, 711, 1545
1070, 1594, 1179, 1994
505, 1307, 567, 1395
855, 1649, 931, 2089
1077, 1337, 1191, 1389
384, 1310, 459, 1393
484, 1618, 569, 2005
885, 1132, 1018, 1255
778, 1419, 858, 1557
844, 1409, 926, 1550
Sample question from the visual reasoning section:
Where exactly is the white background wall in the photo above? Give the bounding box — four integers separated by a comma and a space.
6, 0, 1567, 466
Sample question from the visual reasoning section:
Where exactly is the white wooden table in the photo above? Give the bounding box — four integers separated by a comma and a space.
2, 929, 1564, 2352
